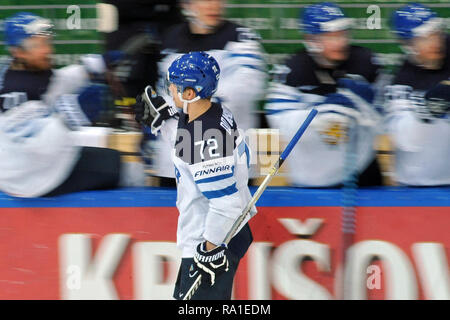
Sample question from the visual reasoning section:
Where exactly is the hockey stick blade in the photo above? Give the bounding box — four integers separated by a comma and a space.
183, 108, 318, 300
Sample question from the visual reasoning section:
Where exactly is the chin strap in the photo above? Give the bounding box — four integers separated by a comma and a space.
178, 92, 201, 114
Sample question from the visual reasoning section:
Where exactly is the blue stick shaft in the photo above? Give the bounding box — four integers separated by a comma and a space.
221, 108, 318, 246
280, 108, 318, 161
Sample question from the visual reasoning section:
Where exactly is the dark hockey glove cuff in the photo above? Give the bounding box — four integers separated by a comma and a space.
193, 242, 230, 286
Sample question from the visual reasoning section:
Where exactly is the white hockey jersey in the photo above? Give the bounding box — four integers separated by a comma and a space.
265, 81, 382, 187
0, 100, 81, 197
160, 102, 256, 258
385, 84, 450, 186
264, 46, 384, 187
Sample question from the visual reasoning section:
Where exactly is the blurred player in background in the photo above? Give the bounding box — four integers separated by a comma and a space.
0, 12, 145, 197
386, 3, 450, 186
101, 0, 183, 97
133, 52, 255, 300
264, 2, 384, 187
141, 0, 267, 186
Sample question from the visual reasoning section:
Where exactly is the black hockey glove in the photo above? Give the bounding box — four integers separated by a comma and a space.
193, 241, 230, 286
423, 80, 450, 121
133, 85, 178, 135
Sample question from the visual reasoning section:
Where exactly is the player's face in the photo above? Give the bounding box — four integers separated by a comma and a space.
411, 31, 445, 68
188, 0, 225, 29
317, 30, 350, 63
169, 84, 183, 108
15, 36, 53, 70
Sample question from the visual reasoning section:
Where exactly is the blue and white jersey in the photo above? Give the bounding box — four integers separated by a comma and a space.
264, 47, 383, 187
0, 56, 104, 197
385, 39, 450, 186
162, 102, 256, 258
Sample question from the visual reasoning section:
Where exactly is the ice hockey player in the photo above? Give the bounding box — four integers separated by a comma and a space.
133, 51, 255, 300
140, 0, 267, 186
264, 2, 384, 187
386, 3, 449, 186
0, 12, 144, 197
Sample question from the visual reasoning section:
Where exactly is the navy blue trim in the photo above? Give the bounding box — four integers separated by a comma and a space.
265, 108, 300, 115
269, 91, 305, 101
229, 53, 263, 61
267, 98, 300, 104
244, 143, 250, 168
314, 109, 355, 119
202, 183, 238, 200
238, 140, 250, 168
0, 187, 448, 208
196, 171, 234, 184
241, 64, 265, 72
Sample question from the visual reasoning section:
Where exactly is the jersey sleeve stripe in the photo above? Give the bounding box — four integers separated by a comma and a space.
196, 171, 234, 184
229, 53, 264, 61
265, 108, 301, 115
240, 64, 266, 72
238, 140, 251, 168
267, 98, 303, 104
201, 182, 238, 200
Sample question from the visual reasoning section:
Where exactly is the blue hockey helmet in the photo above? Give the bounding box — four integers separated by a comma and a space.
300, 2, 353, 35
4, 12, 53, 47
391, 3, 442, 40
167, 51, 220, 99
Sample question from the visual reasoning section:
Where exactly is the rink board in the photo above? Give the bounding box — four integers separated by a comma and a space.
0, 187, 448, 300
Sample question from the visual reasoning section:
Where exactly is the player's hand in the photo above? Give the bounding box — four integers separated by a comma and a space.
133, 85, 178, 135
424, 80, 450, 121
193, 241, 230, 286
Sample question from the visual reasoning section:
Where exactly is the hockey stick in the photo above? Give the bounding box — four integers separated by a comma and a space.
183, 108, 319, 300
340, 119, 359, 300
